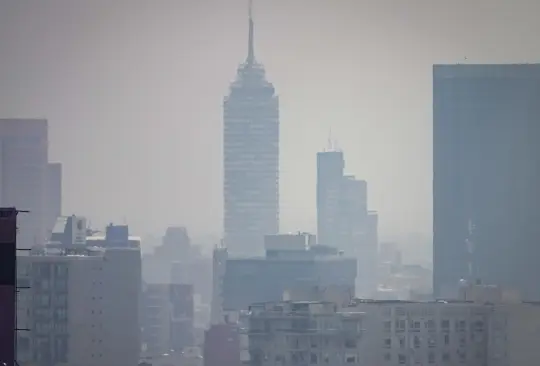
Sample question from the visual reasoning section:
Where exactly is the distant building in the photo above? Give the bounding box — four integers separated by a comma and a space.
171, 257, 212, 305
141, 283, 194, 356
45, 162, 62, 239
221, 233, 357, 312
0, 119, 48, 248
223, 6, 279, 256
433, 64, 540, 300
316, 150, 378, 297
0, 208, 17, 366
316, 150, 345, 248
210, 246, 227, 325
169, 284, 194, 351
155, 226, 191, 259
203, 324, 240, 366
141, 284, 173, 357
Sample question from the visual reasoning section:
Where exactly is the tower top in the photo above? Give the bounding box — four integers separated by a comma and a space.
246, 0, 255, 65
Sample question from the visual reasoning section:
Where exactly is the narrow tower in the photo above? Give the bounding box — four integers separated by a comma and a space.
223, 0, 280, 256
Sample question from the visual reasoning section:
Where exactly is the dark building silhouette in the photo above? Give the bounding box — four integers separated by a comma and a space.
223, 5, 279, 256
433, 64, 540, 299
0, 208, 18, 366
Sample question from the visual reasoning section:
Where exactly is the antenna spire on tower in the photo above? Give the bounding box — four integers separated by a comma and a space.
247, 0, 255, 65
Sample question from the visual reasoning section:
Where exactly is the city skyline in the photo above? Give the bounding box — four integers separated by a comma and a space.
2, 0, 540, 240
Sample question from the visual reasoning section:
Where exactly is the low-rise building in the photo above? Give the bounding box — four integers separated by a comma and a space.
222, 233, 357, 313
245, 284, 540, 366
247, 301, 365, 366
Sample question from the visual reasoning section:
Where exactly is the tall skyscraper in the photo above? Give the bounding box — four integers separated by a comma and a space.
316, 150, 345, 247
223, 2, 279, 256
433, 64, 540, 299
0, 119, 48, 248
316, 149, 378, 297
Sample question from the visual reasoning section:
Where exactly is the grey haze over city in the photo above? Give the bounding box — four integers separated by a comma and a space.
3, 0, 540, 366
3, 0, 538, 247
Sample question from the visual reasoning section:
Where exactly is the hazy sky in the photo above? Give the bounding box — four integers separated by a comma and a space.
1, 0, 539, 240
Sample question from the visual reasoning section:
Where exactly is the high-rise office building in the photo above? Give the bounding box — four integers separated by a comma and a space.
433, 64, 540, 299
0, 119, 48, 248
316, 150, 345, 247
316, 150, 378, 297
45, 163, 62, 238
223, 4, 279, 256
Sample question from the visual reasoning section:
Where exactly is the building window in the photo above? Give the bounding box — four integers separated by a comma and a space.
344, 338, 357, 349
428, 353, 435, 364
444, 334, 450, 345
384, 338, 391, 348
474, 320, 484, 332
383, 320, 392, 332
441, 320, 450, 329
413, 335, 421, 348
398, 354, 406, 364
310, 353, 318, 364
345, 355, 356, 363
409, 320, 421, 330
442, 353, 450, 362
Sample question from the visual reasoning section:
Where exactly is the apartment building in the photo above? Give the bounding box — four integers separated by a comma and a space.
247, 301, 365, 366
351, 299, 489, 365
17, 249, 107, 366
246, 284, 540, 366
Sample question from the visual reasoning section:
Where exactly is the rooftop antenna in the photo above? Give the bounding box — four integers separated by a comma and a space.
327, 127, 333, 151
246, 0, 255, 65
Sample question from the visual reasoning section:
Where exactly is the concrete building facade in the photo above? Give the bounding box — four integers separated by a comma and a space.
246, 284, 540, 366
17, 249, 107, 366
247, 301, 366, 366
